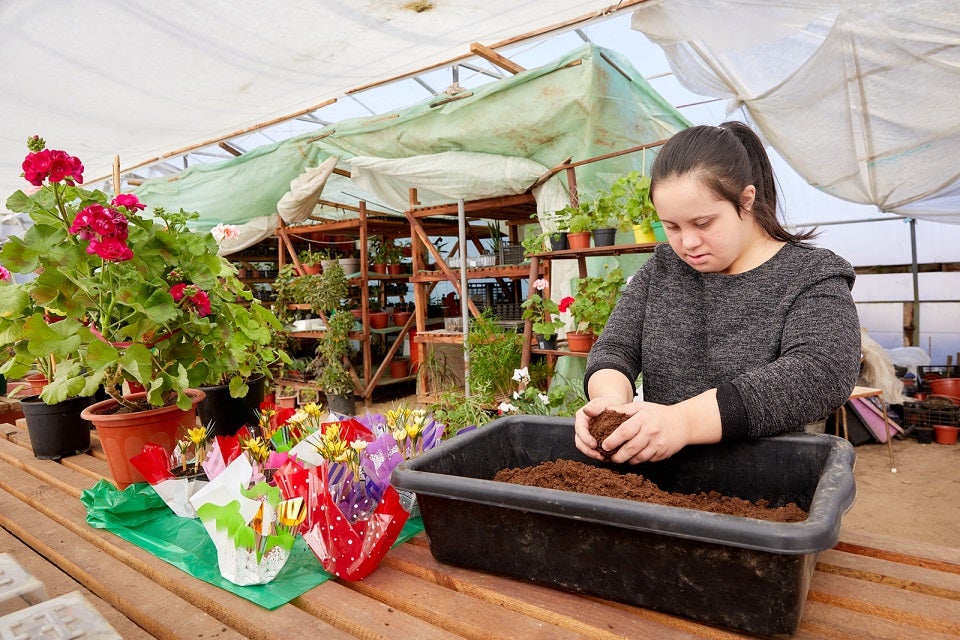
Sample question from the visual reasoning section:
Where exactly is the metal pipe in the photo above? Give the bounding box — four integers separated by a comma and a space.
909, 217, 920, 346
458, 198, 470, 397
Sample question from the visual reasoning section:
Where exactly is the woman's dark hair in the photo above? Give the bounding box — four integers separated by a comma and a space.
650, 121, 815, 242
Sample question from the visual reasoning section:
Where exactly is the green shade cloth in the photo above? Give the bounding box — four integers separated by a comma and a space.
81, 479, 424, 609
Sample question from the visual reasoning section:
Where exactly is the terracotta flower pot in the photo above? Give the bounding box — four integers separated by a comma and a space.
392, 311, 413, 326
933, 424, 959, 445
369, 311, 390, 329
300, 263, 322, 276
929, 378, 960, 397
387, 263, 404, 275
565, 331, 595, 353
26, 373, 48, 394
567, 231, 592, 250
81, 389, 205, 489
389, 358, 410, 379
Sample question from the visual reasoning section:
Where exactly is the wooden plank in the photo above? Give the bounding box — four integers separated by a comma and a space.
835, 530, 960, 568
384, 541, 709, 639
295, 579, 464, 640
0, 527, 152, 638
818, 548, 960, 599
342, 563, 591, 640
808, 571, 960, 636
0, 486, 245, 640
0, 458, 353, 640
799, 599, 958, 640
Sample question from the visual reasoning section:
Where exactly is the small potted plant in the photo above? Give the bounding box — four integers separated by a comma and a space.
561, 265, 626, 352
297, 248, 324, 275
520, 279, 564, 350
613, 171, 660, 243
565, 202, 595, 250
313, 308, 356, 415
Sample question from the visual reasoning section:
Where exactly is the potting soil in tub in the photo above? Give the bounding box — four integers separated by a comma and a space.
392, 415, 856, 637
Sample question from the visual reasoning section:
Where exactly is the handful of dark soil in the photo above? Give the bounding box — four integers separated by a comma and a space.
588, 409, 630, 460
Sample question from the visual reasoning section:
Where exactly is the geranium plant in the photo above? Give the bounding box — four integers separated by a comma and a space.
520, 278, 565, 339
562, 265, 626, 336
0, 136, 288, 410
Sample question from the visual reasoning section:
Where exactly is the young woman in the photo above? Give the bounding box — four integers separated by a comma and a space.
574, 121, 861, 464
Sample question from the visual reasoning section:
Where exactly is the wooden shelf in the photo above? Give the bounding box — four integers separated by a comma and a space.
409, 264, 533, 283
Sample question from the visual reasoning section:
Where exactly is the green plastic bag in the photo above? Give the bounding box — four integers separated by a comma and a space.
81, 480, 424, 609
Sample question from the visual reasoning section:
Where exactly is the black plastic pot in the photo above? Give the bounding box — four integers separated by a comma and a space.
535, 334, 558, 350
198, 375, 266, 436
21, 395, 93, 460
592, 227, 617, 247
548, 232, 568, 251
393, 416, 856, 637
326, 392, 356, 416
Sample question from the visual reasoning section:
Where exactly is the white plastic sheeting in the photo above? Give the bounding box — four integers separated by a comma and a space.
0, 0, 628, 206
349, 151, 569, 217
631, 0, 960, 223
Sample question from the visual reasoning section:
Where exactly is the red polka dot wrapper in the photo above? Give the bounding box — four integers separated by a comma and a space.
274, 461, 409, 581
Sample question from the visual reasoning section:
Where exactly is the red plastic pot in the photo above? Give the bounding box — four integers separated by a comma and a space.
81, 389, 205, 489
929, 378, 960, 397
933, 424, 959, 445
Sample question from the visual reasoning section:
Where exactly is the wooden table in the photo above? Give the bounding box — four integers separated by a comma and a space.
2, 418, 959, 639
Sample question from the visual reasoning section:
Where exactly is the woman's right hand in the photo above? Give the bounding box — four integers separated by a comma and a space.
574, 396, 631, 460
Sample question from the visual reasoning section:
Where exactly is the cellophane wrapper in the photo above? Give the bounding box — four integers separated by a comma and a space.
274, 460, 409, 581
130, 443, 208, 518
189, 455, 296, 585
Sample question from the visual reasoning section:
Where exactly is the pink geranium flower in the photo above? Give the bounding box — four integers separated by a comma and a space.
111, 193, 146, 211
171, 283, 211, 317
0, 265, 10, 282
22, 148, 84, 186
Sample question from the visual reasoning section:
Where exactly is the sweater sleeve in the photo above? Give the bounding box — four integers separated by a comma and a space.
732, 267, 861, 436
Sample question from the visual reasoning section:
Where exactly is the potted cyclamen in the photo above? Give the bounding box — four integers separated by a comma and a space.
0, 136, 277, 487
520, 278, 566, 351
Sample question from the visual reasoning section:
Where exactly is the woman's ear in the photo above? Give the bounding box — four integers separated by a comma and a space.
739, 184, 756, 212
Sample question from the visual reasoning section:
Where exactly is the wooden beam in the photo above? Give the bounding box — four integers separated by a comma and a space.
469, 42, 525, 74
218, 142, 243, 156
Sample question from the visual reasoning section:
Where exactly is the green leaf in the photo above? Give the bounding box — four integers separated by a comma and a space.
119, 343, 154, 383
21, 314, 82, 359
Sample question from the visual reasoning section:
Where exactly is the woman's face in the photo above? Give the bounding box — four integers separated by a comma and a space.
653, 175, 758, 274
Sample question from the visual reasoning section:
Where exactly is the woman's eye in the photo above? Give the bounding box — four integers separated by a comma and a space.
695, 220, 711, 228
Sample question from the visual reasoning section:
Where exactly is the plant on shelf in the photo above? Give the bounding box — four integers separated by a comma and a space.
380, 239, 404, 265
311, 261, 348, 316
467, 311, 523, 402
298, 247, 329, 266
312, 306, 356, 413
520, 278, 564, 340
566, 202, 595, 234
429, 381, 496, 436
562, 264, 626, 337
0, 136, 280, 411
486, 221, 503, 257
270, 264, 302, 324
610, 171, 659, 235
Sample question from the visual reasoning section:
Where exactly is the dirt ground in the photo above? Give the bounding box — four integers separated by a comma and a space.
368, 389, 960, 550
840, 436, 960, 549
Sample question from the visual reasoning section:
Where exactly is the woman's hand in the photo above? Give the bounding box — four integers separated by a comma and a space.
599, 402, 691, 464
574, 396, 635, 460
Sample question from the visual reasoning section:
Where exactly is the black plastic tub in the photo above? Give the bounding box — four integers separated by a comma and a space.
392, 415, 856, 637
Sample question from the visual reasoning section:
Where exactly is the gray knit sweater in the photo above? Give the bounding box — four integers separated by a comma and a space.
584, 243, 861, 437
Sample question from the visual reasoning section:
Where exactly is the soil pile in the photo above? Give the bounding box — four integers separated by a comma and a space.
494, 409, 807, 523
